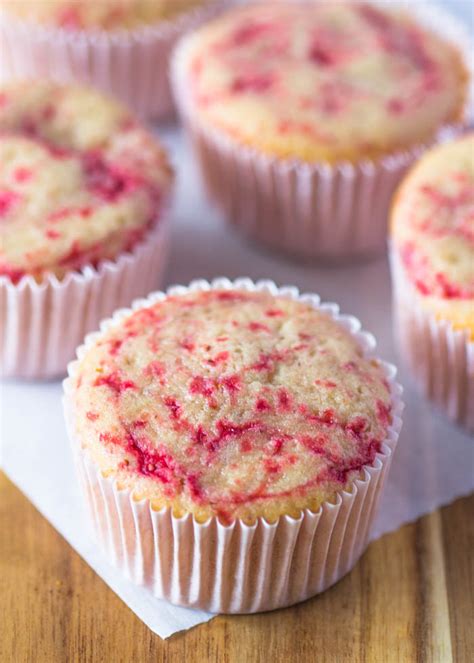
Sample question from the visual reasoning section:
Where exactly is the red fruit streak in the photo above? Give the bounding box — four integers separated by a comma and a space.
0, 189, 21, 217
215, 435, 383, 524
94, 372, 136, 395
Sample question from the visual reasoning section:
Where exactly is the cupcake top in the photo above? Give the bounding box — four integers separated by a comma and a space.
391, 134, 474, 335
0, 81, 173, 283
177, 2, 468, 163
71, 288, 393, 524
2, 0, 208, 30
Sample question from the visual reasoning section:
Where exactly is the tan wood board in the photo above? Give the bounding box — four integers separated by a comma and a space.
1, 472, 473, 663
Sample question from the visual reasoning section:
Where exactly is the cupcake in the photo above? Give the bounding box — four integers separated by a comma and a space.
64, 278, 403, 613
390, 134, 474, 430
172, 1, 470, 260
0, 0, 223, 120
0, 80, 173, 379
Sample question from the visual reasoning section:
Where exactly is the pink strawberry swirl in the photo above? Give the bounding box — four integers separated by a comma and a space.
393, 135, 474, 302
73, 289, 394, 524
182, 2, 467, 163
0, 81, 173, 283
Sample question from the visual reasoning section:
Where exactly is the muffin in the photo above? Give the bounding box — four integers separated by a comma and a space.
390, 134, 474, 430
0, 0, 223, 120
172, 1, 470, 260
64, 278, 403, 613
0, 80, 173, 378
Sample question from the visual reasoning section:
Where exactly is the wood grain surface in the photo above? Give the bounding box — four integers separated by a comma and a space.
1, 471, 472, 663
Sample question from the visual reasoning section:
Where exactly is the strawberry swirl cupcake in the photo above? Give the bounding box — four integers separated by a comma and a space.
0, 0, 224, 120
172, 1, 470, 260
0, 80, 173, 378
390, 134, 474, 430
64, 278, 403, 613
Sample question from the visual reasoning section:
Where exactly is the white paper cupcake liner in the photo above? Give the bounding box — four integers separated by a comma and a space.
171, 3, 472, 260
0, 2, 225, 120
390, 248, 474, 432
63, 277, 404, 613
0, 220, 169, 379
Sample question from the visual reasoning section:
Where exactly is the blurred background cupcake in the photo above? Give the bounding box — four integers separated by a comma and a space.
0, 0, 225, 120
172, 1, 470, 261
0, 80, 173, 379
390, 133, 473, 431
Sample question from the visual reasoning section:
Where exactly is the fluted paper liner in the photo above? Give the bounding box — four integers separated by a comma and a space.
0, 2, 224, 120
63, 278, 403, 613
390, 248, 474, 432
171, 3, 472, 260
0, 220, 169, 379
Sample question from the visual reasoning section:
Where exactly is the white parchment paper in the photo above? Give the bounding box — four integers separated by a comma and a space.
1, 121, 473, 639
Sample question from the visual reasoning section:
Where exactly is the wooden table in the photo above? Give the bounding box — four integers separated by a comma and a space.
1, 471, 472, 663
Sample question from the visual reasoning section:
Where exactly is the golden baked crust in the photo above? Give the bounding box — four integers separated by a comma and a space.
0, 81, 173, 282
391, 134, 474, 337
2, 0, 208, 30
178, 2, 468, 163
72, 289, 393, 524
